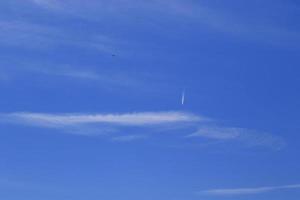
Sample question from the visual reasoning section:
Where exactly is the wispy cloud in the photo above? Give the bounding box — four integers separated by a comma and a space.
188, 126, 285, 150
28, 66, 142, 89
28, 0, 227, 28
0, 20, 122, 54
0, 111, 285, 149
28, 0, 300, 45
189, 127, 241, 140
0, 111, 203, 140
3, 111, 201, 127
51, 69, 100, 80
163, 1, 300, 44
0, 20, 60, 48
199, 184, 300, 196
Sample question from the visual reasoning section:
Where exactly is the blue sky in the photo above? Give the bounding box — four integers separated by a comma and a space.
1, 0, 300, 199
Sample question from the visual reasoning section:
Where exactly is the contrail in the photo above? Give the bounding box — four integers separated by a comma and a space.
181, 90, 185, 105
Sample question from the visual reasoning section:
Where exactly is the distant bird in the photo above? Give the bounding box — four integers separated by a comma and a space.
181, 90, 185, 105
112, 54, 116, 57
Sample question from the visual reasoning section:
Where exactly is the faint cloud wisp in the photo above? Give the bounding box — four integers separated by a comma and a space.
199, 184, 300, 196
0, 111, 285, 150
188, 126, 285, 150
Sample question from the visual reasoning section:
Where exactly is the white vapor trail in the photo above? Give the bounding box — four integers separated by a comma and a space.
181, 90, 185, 105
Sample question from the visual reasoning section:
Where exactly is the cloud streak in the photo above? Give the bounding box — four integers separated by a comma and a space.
28, 0, 300, 45
199, 184, 300, 196
188, 126, 285, 150
0, 20, 123, 54
0, 111, 284, 150
28, 66, 143, 89
3, 111, 202, 127
0, 20, 60, 48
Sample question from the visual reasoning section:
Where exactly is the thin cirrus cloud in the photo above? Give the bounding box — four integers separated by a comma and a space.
188, 126, 285, 150
199, 184, 300, 196
3, 111, 202, 128
28, 0, 300, 45
0, 20, 61, 48
0, 20, 122, 54
0, 111, 203, 141
29, 66, 143, 89
0, 111, 204, 142
1, 63, 149, 92
0, 0, 294, 54
0, 111, 285, 149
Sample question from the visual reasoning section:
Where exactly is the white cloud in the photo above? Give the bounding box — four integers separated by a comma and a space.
3, 111, 202, 127
188, 126, 285, 150
0, 111, 285, 150
28, 66, 142, 89
0, 111, 203, 140
188, 127, 241, 140
0, 20, 60, 48
0, 20, 122, 54
28, 0, 299, 45
199, 184, 300, 196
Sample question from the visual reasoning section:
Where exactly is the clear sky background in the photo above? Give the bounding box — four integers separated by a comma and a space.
1, 0, 300, 199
